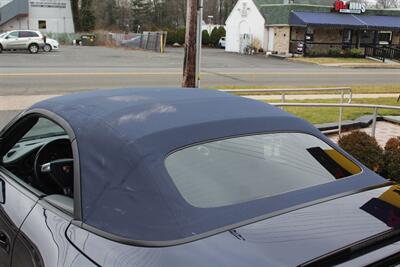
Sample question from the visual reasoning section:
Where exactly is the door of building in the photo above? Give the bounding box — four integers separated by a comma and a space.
268, 28, 274, 51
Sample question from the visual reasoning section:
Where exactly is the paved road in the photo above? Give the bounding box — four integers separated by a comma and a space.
1, 46, 400, 95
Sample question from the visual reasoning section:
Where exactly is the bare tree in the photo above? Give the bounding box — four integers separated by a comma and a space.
80, 0, 235, 32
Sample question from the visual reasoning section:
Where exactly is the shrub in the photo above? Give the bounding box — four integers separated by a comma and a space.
383, 137, 400, 181
306, 49, 320, 57
209, 27, 219, 47
338, 130, 384, 173
344, 48, 364, 58
176, 28, 186, 45
252, 38, 261, 51
328, 48, 342, 57
202, 30, 210, 46
166, 29, 176, 45
217, 26, 226, 38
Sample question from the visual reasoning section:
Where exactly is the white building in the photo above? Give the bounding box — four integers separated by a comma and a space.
0, 0, 75, 33
225, 0, 400, 55
225, 0, 265, 53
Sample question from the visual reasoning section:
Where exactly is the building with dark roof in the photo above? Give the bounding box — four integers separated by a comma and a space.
0, 0, 74, 33
225, 0, 400, 55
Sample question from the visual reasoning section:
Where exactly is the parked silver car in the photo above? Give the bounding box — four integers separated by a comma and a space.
0, 30, 46, 54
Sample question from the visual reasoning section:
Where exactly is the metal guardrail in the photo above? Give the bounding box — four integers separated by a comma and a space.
221, 87, 352, 135
272, 103, 400, 137
219, 87, 353, 104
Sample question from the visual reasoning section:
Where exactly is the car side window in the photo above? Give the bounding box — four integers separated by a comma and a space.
19, 31, 29, 38
7, 32, 18, 39
1, 117, 74, 198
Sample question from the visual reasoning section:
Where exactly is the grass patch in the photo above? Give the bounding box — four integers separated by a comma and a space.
267, 97, 400, 124
289, 57, 381, 64
209, 84, 400, 94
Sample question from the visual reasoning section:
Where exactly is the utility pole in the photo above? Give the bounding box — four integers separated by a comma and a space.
182, 0, 198, 88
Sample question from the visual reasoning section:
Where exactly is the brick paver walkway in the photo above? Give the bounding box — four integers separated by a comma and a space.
330, 121, 400, 147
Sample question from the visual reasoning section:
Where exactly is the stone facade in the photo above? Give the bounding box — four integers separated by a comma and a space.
291, 27, 305, 41
272, 26, 290, 54
313, 28, 342, 43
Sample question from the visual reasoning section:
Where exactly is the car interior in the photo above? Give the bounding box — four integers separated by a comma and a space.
0, 116, 74, 199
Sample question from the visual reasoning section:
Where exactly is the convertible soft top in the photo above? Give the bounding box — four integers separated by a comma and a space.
29, 88, 386, 246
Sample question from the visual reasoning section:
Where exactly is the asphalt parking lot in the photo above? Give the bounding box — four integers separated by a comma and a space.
1, 46, 400, 95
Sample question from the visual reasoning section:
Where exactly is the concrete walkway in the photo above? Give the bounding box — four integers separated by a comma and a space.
330, 121, 400, 147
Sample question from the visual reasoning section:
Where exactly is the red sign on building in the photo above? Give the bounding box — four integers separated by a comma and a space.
334, 0, 366, 14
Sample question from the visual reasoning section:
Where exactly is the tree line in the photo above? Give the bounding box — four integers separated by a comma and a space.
73, 0, 236, 32
73, 0, 400, 32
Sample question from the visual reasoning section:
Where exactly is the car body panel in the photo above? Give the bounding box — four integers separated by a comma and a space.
2, 31, 20, 49
45, 38, 59, 50
66, 185, 396, 267
0, 170, 38, 267
14, 199, 95, 267
335, 241, 400, 267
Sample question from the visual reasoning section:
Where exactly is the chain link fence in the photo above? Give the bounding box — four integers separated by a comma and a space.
96, 32, 167, 53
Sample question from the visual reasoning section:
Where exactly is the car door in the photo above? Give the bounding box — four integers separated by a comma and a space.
0, 173, 39, 267
2, 31, 20, 49
0, 113, 95, 266
16, 31, 32, 49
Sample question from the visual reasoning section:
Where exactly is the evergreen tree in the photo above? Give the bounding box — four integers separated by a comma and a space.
202, 30, 210, 45
71, 0, 80, 31
80, 0, 96, 31
130, 0, 151, 31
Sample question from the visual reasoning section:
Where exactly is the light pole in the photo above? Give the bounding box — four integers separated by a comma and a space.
195, 0, 204, 88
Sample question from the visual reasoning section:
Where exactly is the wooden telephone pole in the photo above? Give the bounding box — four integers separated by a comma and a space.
182, 0, 199, 88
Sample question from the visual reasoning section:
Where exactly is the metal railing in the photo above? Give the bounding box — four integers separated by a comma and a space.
219, 87, 353, 104
365, 45, 400, 62
272, 103, 400, 137
221, 87, 353, 135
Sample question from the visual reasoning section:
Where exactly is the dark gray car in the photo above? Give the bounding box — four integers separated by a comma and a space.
0, 88, 397, 267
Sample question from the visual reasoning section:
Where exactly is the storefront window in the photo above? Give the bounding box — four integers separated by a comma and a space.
379, 31, 392, 45
343, 29, 352, 45
360, 30, 375, 45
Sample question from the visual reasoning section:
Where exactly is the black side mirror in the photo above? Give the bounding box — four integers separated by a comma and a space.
5, 36, 9, 40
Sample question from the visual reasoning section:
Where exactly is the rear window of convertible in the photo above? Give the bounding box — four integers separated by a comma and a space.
165, 133, 361, 208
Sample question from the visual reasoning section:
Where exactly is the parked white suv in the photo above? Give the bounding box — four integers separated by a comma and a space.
0, 30, 46, 54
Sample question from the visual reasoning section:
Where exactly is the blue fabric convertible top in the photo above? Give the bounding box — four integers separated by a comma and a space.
29, 88, 385, 245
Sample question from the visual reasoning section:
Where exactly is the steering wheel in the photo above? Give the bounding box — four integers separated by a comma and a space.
34, 138, 74, 197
